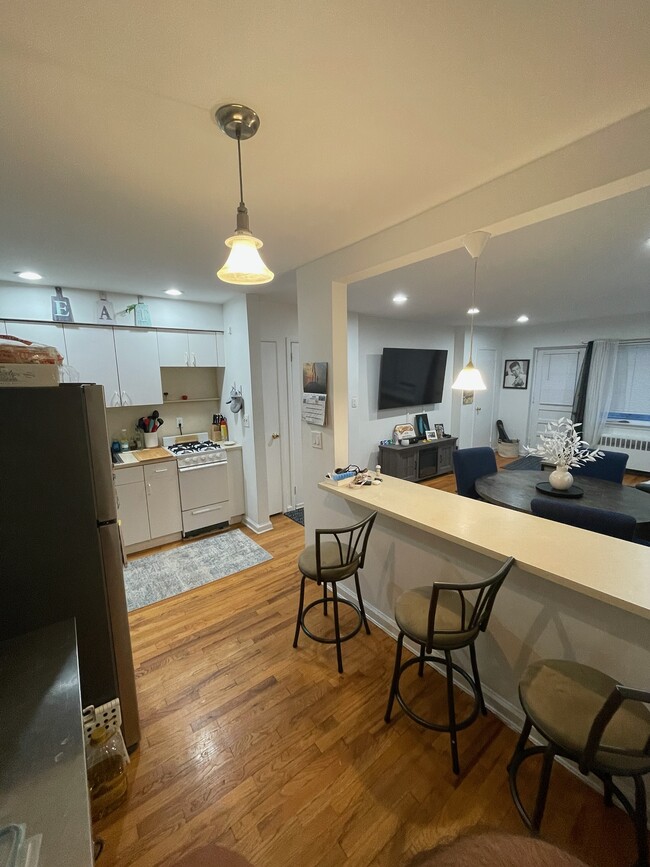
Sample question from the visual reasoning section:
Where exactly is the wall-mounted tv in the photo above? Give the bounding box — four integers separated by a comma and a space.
378, 347, 448, 410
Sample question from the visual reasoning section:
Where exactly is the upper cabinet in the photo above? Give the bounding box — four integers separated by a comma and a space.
4, 321, 67, 361
158, 330, 222, 367
65, 326, 162, 408
113, 329, 163, 406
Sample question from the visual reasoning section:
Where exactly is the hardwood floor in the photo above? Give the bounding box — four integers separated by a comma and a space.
97, 473, 647, 867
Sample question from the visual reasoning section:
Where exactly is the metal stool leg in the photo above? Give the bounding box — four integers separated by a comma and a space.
469, 642, 487, 715
293, 574, 307, 648
531, 745, 556, 834
418, 644, 425, 677
331, 581, 344, 674
445, 651, 460, 775
633, 775, 649, 867
322, 580, 328, 617
385, 632, 404, 722
354, 572, 371, 634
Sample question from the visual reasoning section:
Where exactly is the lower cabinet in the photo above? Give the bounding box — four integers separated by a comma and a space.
115, 460, 182, 551
226, 446, 245, 521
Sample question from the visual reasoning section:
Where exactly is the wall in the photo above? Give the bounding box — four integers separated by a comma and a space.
497, 311, 650, 445
349, 313, 455, 469
455, 326, 506, 448
0, 282, 224, 330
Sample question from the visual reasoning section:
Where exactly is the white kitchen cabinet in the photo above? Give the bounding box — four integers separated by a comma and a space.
144, 461, 182, 537
64, 326, 121, 407
115, 459, 182, 551
215, 332, 225, 366
113, 328, 163, 406
157, 330, 220, 368
4, 321, 67, 362
115, 469, 150, 548
226, 447, 245, 521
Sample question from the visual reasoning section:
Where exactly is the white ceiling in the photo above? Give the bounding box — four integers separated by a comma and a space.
349, 186, 650, 327
1, 1, 649, 306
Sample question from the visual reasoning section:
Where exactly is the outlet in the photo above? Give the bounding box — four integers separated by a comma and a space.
311, 431, 322, 449
351, 396, 358, 408
176, 417, 183, 428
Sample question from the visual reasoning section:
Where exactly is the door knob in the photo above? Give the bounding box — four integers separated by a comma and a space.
271, 433, 280, 439
475, 407, 482, 413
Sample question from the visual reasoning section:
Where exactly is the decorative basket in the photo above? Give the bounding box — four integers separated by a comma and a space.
497, 439, 520, 458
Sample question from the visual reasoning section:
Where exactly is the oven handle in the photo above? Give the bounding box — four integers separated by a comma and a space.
178, 462, 227, 472
190, 505, 223, 515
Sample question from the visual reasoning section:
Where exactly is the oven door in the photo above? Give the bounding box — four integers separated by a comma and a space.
178, 462, 229, 511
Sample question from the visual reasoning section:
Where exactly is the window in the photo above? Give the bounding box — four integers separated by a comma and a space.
607, 342, 650, 425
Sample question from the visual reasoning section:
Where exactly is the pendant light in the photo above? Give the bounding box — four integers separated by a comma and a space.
452, 231, 491, 391
214, 104, 274, 285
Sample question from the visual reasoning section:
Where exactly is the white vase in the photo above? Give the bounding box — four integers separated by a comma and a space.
549, 464, 573, 491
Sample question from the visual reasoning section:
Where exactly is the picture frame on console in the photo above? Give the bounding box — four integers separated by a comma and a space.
434, 423, 445, 439
425, 430, 437, 442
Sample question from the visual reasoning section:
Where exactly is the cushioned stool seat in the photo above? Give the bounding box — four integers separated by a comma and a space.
509, 659, 650, 866
385, 557, 514, 774
293, 512, 376, 673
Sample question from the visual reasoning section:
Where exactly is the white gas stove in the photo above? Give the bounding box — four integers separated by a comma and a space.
162, 433, 230, 535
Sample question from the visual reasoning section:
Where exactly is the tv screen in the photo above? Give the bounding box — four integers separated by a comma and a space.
378, 347, 448, 410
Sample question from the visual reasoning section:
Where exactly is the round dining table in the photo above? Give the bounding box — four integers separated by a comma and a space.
475, 470, 650, 539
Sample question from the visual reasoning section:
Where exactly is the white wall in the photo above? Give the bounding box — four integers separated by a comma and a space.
349, 313, 455, 469
497, 311, 650, 445
0, 282, 224, 330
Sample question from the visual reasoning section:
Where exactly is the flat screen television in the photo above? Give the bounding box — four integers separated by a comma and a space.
378, 347, 448, 410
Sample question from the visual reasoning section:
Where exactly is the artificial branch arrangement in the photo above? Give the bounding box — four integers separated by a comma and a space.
525, 418, 603, 469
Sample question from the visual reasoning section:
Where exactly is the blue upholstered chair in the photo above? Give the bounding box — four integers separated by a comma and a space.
452, 447, 497, 499
571, 450, 628, 484
530, 497, 636, 541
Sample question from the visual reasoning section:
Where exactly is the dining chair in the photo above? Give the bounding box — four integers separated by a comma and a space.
508, 659, 650, 867
292, 511, 377, 673
530, 497, 637, 541
571, 450, 628, 484
384, 556, 515, 774
452, 447, 498, 499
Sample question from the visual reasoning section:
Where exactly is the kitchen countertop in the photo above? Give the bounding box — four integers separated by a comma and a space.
0, 620, 94, 867
319, 474, 650, 620
112, 442, 241, 468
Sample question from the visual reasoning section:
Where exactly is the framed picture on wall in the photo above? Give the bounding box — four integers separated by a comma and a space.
503, 359, 530, 389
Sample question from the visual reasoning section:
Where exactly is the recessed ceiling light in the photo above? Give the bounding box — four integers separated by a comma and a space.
467, 307, 479, 315
517, 314, 529, 323
15, 271, 42, 280
165, 288, 183, 296
392, 292, 408, 305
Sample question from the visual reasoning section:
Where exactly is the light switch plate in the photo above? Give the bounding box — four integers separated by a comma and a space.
311, 431, 322, 449
242, 415, 250, 428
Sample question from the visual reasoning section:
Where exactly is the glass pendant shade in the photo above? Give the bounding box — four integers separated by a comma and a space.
452, 360, 486, 391
217, 232, 274, 285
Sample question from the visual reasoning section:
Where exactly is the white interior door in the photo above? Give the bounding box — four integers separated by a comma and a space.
288, 339, 303, 508
472, 348, 498, 446
526, 347, 585, 447
261, 340, 283, 515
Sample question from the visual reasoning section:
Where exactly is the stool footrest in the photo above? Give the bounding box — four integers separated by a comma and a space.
300, 597, 363, 645
394, 654, 481, 733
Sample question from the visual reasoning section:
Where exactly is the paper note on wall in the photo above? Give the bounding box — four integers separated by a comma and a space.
302, 393, 327, 426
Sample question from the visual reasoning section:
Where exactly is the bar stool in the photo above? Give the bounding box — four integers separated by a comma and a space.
292, 511, 377, 673
508, 659, 650, 867
384, 556, 514, 773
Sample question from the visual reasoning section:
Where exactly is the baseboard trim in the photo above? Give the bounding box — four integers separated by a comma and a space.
337, 584, 643, 821
242, 516, 273, 534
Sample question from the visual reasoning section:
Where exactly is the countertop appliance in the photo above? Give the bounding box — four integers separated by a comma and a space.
163, 433, 231, 535
0, 384, 140, 749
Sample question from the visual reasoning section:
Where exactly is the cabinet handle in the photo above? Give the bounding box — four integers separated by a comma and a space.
154, 468, 168, 473
191, 505, 222, 515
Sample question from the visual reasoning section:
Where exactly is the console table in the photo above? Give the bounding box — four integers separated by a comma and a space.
379, 436, 457, 481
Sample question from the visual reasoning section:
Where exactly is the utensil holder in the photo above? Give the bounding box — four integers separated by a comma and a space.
143, 432, 158, 448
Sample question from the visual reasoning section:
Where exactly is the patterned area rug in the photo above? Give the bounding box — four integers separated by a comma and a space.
284, 507, 304, 526
124, 529, 272, 611
505, 455, 542, 471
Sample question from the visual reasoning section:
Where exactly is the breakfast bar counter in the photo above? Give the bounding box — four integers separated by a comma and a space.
319, 475, 650, 620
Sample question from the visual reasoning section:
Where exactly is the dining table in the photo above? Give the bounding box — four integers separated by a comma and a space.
475, 470, 650, 540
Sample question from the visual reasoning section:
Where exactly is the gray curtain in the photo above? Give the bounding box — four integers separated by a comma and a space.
581, 339, 619, 446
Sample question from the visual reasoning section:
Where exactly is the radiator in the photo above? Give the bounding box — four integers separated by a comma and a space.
598, 434, 650, 473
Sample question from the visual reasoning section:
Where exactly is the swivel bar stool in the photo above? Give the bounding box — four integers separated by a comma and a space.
293, 511, 377, 673
385, 556, 514, 774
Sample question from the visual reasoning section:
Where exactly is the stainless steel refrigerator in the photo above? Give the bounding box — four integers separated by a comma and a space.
0, 383, 140, 748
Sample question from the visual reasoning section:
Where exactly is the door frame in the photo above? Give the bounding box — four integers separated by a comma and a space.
261, 340, 285, 516
286, 338, 303, 510
525, 345, 585, 447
